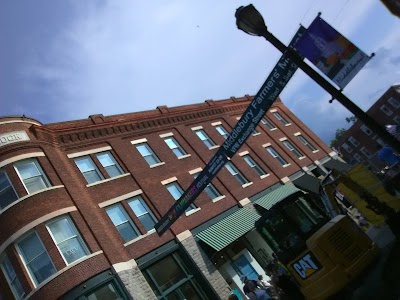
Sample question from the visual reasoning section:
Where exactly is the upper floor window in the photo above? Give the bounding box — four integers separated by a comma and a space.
342, 143, 353, 153
74, 156, 104, 184
354, 153, 362, 162
106, 204, 140, 242
46, 216, 89, 265
215, 125, 229, 140
14, 159, 50, 194
96, 152, 123, 178
16, 231, 57, 285
136, 143, 161, 166
261, 118, 276, 130
195, 129, 216, 149
348, 137, 360, 147
242, 155, 267, 177
388, 97, 399, 109
225, 162, 249, 185
0, 169, 18, 210
273, 112, 290, 125
296, 135, 317, 151
164, 137, 187, 158
1, 255, 24, 299
380, 105, 393, 116
282, 140, 304, 158
360, 125, 372, 135
128, 196, 157, 232
266, 146, 288, 166
360, 147, 372, 158
193, 173, 222, 201
166, 182, 196, 212
394, 115, 400, 125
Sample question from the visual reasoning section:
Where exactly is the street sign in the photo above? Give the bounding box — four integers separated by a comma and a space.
155, 27, 305, 235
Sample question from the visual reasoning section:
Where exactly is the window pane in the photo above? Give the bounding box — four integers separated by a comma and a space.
129, 199, 147, 216
96, 153, 114, 167
165, 138, 177, 149
48, 218, 75, 243
28, 252, 56, 284
105, 165, 122, 177
106, 206, 128, 226
172, 148, 185, 157
18, 233, 45, 262
0, 170, 18, 209
138, 214, 156, 231
205, 184, 221, 199
167, 184, 182, 200
83, 170, 103, 184
225, 163, 236, 175
136, 144, 152, 156
24, 176, 47, 193
86, 282, 122, 300
147, 256, 186, 292
144, 155, 158, 166
15, 161, 41, 179
57, 238, 87, 264
75, 157, 95, 173
117, 222, 138, 242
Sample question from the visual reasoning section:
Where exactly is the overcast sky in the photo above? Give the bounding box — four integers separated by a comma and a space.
1, 0, 399, 143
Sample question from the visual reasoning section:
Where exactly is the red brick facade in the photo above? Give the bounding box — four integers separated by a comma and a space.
0, 95, 333, 299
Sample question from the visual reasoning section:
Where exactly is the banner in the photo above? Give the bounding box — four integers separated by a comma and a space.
155, 27, 305, 235
295, 16, 370, 89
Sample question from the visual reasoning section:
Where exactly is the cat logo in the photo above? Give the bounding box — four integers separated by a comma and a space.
292, 252, 321, 280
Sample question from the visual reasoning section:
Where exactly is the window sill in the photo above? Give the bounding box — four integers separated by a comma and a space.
0, 185, 64, 215
298, 156, 306, 160
86, 173, 131, 187
124, 229, 156, 247
150, 162, 166, 168
260, 174, 270, 179
185, 207, 201, 216
284, 123, 292, 126
242, 182, 253, 188
252, 132, 261, 136
178, 154, 191, 160
312, 150, 319, 153
212, 195, 226, 203
270, 128, 277, 131
282, 164, 291, 168
209, 145, 220, 150
25, 251, 104, 298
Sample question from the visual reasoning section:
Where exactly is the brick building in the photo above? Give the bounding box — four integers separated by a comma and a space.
0, 95, 340, 300
333, 84, 400, 170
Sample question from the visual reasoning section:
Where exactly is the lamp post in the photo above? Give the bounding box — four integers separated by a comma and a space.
235, 4, 400, 152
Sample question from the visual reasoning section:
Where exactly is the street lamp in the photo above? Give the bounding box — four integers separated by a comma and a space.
235, 4, 400, 152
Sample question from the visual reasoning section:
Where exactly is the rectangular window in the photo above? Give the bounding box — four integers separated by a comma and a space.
136, 143, 161, 166
47, 216, 89, 265
354, 153, 362, 162
380, 105, 393, 116
266, 146, 288, 166
17, 231, 56, 285
215, 125, 229, 140
394, 115, 400, 125
193, 173, 222, 200
106, 205, 139, 242
261, 118, 276, 130
283, 140, 304, 158
1, 256, 24, 299
0, 169, 18, 210
225, 162, 249, 185
166, 182, 196, 211
360, 147, 372, 158
128, 196, 157, 232
74, 156, 104, 184
348, 137, 360, 147
96, 152, 123, 178
297, 135, 317, 151
273, 112, 290, 125
164, 137, 187, 158
243, 155, 267, 176
388, 97, 400, 109
342, 143, 353, 153
14, 159, 50, 194
360, 125, 372, 135
195, 129, 216, 149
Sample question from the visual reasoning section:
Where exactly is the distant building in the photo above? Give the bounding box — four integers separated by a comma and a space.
0, 96, 339, 300
333, 84, 400, 170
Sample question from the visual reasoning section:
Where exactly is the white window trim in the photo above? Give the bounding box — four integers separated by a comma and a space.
252, 132, 261, 136
262, 143, 271, 148
0, 185, 65, 215
260, 174, 270, 179
270, 109, 277, 112
178, 154, 191, 160
211, 121, 222, 126
14, 159, 51, 195
0, 206, 77, 255
279, 137, 287, 141
159, 132, 174, 138
212, 195, 226, 203
283, 163, 291, 168
67, 146, 112, 158
242, 182, 253, 188
238, 151, 249, 156
161, 177, 178, 185
185, 207, 201, 216
24, 251, 103, 299
285, 123, 292, 126
86, 173, 131, 187
189, 167, 203, 175
98, 189, 143, 208
123, 229, 156, 247
293, 132, 301, 136
209, 145, 220, 150
191, 126, 203, 131
130, 138, 148, 145
149, 161, 166, 168
0, 152, 45, 169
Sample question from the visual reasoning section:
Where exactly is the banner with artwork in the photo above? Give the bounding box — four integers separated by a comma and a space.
295, 16, 371, 88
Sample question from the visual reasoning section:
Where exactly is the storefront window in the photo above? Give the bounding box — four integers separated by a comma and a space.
233, 254, 258, 281
143, 253, 209, 300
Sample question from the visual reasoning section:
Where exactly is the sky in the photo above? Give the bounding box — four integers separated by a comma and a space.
1, 0, 399, 144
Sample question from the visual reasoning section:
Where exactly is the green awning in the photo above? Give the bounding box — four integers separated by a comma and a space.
292, 173, 320, 194
323, 159, 351, 172
254, 184, 300, 210
196, 207, 260, 252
